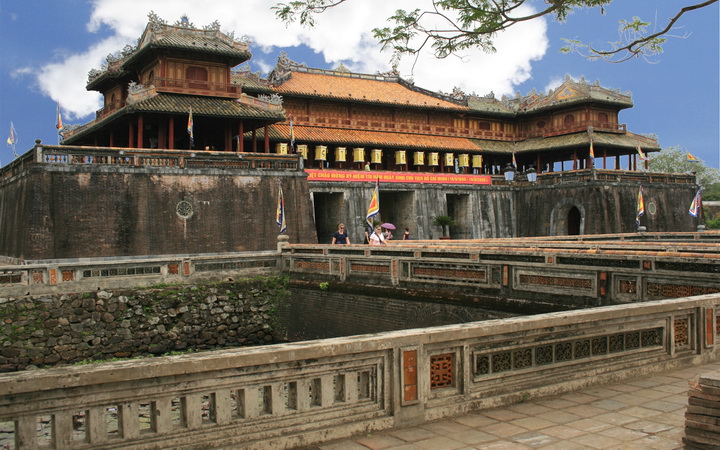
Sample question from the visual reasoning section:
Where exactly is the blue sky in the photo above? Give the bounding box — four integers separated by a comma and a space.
1, 0, 718, 169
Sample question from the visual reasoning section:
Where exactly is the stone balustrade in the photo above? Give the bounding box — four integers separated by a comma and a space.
283, 232, 720, 310
1, 294, 718, 449
0, 252, 281, 297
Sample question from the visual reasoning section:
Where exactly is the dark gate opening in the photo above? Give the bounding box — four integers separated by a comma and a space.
447, 194, 471, 239
313, 192, 345, 244
567, 206, 581, 235
378, 191, 415, 239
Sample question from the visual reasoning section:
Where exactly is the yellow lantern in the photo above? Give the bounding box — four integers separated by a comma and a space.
276, 143, 288, 155
395, 150, 407, 165
315, 145, 327, 161
429, 152, 439, 166
459, 154, 469, 167
413, 151, 425, 166
444, 153, 454, 166
353, 147, 365, 162
335, 147, 347, 162
472, 154, 483, 168
297, 144, 308, 159
371, 148, 383, 164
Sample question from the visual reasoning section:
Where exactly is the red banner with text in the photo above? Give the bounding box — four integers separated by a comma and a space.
306, 170, 492, 185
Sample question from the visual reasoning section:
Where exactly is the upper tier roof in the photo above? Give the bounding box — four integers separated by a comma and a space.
87, 17, 251, 90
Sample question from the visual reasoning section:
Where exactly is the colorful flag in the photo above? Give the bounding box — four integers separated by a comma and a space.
276, 184, 287, 234
636, 186, 645, 226
589, 140, 595, 159
289, 115, 295, 152
689, 188, 702, 218
687, 151, 700, 162
366, 179, 380, 229
55, 103, 63, 134
187, 108, 194, 147
511, 152, 517, 167
6, 122, 17, 157
637, 146, 648, 161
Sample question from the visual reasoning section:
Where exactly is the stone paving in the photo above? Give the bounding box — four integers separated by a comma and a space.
312, 362, 720, 450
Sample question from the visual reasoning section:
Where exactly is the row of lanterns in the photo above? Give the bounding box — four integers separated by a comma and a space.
275, 143, 483, 168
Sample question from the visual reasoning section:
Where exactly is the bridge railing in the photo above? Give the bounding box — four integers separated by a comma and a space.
282, 234, 720, 307
1, 294, 718, 449
0, 252, 281, 297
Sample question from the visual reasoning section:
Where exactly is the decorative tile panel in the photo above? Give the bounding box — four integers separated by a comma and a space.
674, 317, 690, 349
430, 353, 454, 389
473, 328, 663, 378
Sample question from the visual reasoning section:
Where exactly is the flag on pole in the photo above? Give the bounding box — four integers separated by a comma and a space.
589, 140, 595, 159
689, 188, 702, 218
636, 146, 648, 161
636, 186, 645, 226
55, 103, 63, 135
366, 179, 380, 229
187, 108, 194, 148
6, 122, 18, 157
276, 184, 287, 234
289, 115, 296, 152
687, 151, 700, 162
511, 152, 517, 168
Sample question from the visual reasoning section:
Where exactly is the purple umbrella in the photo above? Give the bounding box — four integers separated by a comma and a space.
381, 223, 396, 230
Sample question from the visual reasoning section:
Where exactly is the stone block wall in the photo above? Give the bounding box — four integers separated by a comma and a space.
0, 164, 316, 260
0, 278, 288, 372
281, 286, 515, 341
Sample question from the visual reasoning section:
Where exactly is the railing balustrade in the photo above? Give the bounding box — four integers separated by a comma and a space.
1, 294, 718, 449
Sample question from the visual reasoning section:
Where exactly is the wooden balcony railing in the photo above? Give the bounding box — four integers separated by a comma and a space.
151, 76, 241, 99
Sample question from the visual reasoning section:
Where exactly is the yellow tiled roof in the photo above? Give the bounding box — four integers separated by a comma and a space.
273, 71, 468, 111
269, 124, 482, 152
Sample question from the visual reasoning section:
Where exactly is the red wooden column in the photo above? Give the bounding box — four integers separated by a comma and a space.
168, 117, 175, 150
603, 149, 607, 169
264, 125, 270, 153
128, 122, 135, 149
137, 115, 144, 148
238, 121, 244, 152
158, 122, 167, 149
252, 129, 257, 152
109, 130, 114, 148
224, 122, 232, 151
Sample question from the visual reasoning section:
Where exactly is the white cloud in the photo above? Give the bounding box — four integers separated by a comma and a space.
32, 0, 550, 119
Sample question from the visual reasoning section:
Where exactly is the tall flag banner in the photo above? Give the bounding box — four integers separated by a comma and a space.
636, 186, 645, 226
689, 188, 702, 218
636, 146, 648, 161
55, 103, 64, 137
6, 122, 18, 157
365, 179, 380, 229
687, 151, 700, 162
589, 140, 595, 159
187, 107, 194, 148
511, 152, 517, 167
289, 115, 296, 152
276, 184, 287, 234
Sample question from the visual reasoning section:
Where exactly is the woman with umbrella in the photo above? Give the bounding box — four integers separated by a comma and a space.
381, 222, 395, 240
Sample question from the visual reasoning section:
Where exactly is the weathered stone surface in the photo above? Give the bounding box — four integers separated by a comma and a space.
0, 279, 287, 371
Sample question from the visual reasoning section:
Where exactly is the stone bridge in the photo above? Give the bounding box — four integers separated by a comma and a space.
283, 232, 720, 312
1, 232, 719, 448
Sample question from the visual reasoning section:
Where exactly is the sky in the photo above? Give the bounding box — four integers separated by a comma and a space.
0, 0, 718, 169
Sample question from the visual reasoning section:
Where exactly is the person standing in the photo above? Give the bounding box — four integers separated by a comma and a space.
331, 223, 350, 244
403, 228, 410, 240
368, 225, 387, 245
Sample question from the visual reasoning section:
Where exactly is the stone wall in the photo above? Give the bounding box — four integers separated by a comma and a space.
281, 286, 516, 341
0, 162, 316, 260
309, 175, 697, 243
0, 278, 288, 372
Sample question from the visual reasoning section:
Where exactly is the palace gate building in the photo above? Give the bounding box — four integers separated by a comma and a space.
0, 16, 698, 261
